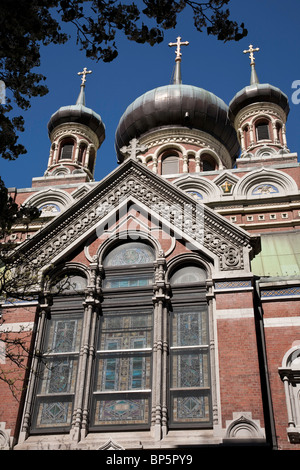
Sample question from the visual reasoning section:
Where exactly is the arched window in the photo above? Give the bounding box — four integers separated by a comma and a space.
90, 242, 155, 429
77, 143, 87, 164
255, 120, 270, 141
168, 264, 212, 428
201, 154, 217, 172
102, 242, 155, 288
25, 251, 214, 438
279, 346, 300, 444
170, 265, 206, 284
88, 148, 96, 173
30, 271, 87, 432
59, 139, 74, 160
161, 153, 179, 175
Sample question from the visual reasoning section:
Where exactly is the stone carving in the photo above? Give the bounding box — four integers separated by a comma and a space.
18, 161, 251, 272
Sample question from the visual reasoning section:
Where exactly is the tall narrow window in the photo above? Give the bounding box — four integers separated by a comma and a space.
77, 143, 87, 164
162, 154, 179, 175
31, 309, 83, 432
91, 241, 155, 429
30, 273, 86, 433
256, 121, 270, 141
91, 310, 152, 428
169, 265, 212, 428
59, 140, 74, 160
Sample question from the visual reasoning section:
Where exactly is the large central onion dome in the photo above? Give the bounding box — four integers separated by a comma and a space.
115, 84, 240, 163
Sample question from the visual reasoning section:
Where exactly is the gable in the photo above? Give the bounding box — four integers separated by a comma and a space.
16, 158, 260, 274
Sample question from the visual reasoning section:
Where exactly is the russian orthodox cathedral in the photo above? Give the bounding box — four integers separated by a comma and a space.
0, 39, 299, 451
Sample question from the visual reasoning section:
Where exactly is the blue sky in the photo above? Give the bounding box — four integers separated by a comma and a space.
1, 0, 300, 190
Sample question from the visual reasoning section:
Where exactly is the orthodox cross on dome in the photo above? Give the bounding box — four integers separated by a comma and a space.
120, 138, 147, 160
243, 44, 259, 66
168, 36, 189, 85
78, 67, 92, 85
243, 44, 260, 85
168, 36, 189, 62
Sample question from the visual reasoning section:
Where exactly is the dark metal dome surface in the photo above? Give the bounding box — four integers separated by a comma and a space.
115, 84, 240, 162
229, 83, 290, 120
47, 104, 105, 144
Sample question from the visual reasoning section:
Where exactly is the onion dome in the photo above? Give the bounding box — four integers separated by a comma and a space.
229, 45, 289, 121
47, 70, 105, 146
115, 37, 239, 163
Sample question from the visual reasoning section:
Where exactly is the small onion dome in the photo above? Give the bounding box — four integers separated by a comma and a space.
229, 82, 290, 122
115, 84, 240, 163
47, 85, 105, 146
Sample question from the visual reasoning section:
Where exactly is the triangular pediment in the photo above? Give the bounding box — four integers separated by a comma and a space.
17, 158, 260, 273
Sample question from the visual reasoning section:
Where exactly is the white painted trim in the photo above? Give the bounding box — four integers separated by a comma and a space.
0, 322, 35, 333
264, 317, 300, 327
216, 308, 254, 319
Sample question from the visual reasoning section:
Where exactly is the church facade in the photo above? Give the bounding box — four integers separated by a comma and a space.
0, 42, 300, 451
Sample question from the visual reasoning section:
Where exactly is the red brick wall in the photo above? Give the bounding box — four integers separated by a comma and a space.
217, 316, 265, 428
0, 305, 37, 439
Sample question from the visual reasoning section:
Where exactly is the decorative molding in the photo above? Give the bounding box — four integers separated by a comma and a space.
215, 280, 252, 289
49, 122, 100, 149
98, 438, 125, 450
235, 102, 287, 130
261, 286, 300, 298
139, 127, 232, 169
15, 160, 256, 273
225, 412, 265, 440
0, 422, 12, 450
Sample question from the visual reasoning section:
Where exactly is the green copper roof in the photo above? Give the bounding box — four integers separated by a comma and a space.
251, 231, 300, 277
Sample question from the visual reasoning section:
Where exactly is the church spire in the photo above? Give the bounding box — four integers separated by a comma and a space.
168, 36, 189, 84
243, 44, 260, 85
76, 67, 92, 105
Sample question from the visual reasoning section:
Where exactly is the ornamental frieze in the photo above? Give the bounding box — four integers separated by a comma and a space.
20, 161, 253, 271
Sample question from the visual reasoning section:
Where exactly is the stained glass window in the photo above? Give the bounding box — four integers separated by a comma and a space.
170, 306, 211, 426
170, 266, 206, 285
31, 313, 82, 431
91, 310, 152, 428
103, 242, 155, 267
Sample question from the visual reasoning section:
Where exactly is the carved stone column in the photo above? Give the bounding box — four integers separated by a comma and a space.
70, 261, 101, 442
151, 252, 169, 441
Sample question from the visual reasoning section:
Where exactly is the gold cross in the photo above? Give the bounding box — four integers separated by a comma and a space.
243, 44, 259, 66
168, 36, 189, 61
78, 67, 92, 85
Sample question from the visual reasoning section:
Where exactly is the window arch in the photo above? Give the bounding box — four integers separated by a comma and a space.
170, 265, 207, 284
103, 242, 155, 267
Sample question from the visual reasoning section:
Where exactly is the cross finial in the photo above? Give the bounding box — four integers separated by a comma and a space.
120, 138, 147, 160
243, 44, 260, 66
78, 67, 92, 86
168, 36, 189, 62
